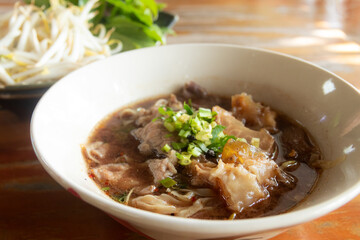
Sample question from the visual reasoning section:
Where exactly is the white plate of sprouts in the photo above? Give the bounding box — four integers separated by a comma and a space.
0, 0, 122, 98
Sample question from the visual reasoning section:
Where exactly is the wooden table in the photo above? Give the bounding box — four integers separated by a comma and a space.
0, 0, 359, 239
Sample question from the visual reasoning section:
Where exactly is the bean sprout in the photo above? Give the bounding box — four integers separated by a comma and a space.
0, 0, 122, 87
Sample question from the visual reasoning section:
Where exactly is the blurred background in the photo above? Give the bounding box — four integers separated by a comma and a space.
0, 0, 359, 239
163, 0, 360, 88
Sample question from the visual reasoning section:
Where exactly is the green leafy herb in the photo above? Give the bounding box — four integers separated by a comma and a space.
114, 192, 128, 203
207, 135, 236, 153
158, 106, 167, 115
211, 125, 226, 140
152, 116, 163, 122
183, 102, 193, 115
171, 142, 187, 150
25, 0, 175, 52
102, 187, 110, 191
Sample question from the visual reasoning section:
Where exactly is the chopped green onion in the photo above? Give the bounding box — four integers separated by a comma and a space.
172, 142, 187, 150
164, 122, 175, 132
178, 114, 190, 123
194, 141, 209, 152
179, 129, 191, 138
174, 121, 183, 131
176, 152, 192, 165
251, 138, 260, 148
157, 101, 239, 159
164, 117, 173, 123
158, 106, 167, 115
166, 107, 174, 115
195, 130, 212, 142
179, 158, 192, 165
198, 107, 212, 118
115, 192, 128, 203
190, 117, 202, 131
102, 187, 110, 191
188, 143, 202, 157
218, 132, 225, 138
152, 117, 158, 122
162, 144, 171, 153
160, 177, 177, 188
183, 102, 194, 115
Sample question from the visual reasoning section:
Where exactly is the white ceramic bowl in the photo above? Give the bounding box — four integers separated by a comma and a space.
31, 44, 360, 240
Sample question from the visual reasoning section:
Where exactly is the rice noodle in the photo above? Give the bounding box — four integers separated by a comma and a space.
169, 190, 195, 202
131, 194, 178, 215
0, 0, 122, 87
131, 193, 210, 217
177, 198, 210, 218
82, 141, 109, 163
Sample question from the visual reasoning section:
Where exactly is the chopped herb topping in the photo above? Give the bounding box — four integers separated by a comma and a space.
176, 152, 192, 165
102, 187, 110, 191
157, 102, 236, 165
183, 102, 193, 115
114, 192, 128, 203
160, 177, 177, 188
162, 144, 171, 153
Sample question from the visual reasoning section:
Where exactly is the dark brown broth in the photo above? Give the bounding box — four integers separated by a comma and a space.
84, 94, 321, 219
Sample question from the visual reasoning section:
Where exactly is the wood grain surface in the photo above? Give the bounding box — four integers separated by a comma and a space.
0, 0, 359, 239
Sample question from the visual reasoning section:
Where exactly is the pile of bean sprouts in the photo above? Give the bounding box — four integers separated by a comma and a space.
0, 0, 122, 87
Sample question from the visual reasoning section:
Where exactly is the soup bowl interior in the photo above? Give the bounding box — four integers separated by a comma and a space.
31, 44, 360, 240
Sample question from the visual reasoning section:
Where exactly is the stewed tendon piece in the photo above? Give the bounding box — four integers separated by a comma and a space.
231, 93, 277, 132
213, 106, 275, 154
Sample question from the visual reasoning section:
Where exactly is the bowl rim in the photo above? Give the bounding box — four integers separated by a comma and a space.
30, 43, 360, 234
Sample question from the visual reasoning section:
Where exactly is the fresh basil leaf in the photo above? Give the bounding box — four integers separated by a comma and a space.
106, 0, 153, 26
143, 24, 165, 43
108, 16, 157, 50
24, 0, 50, 7
137, 0, 159, 19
